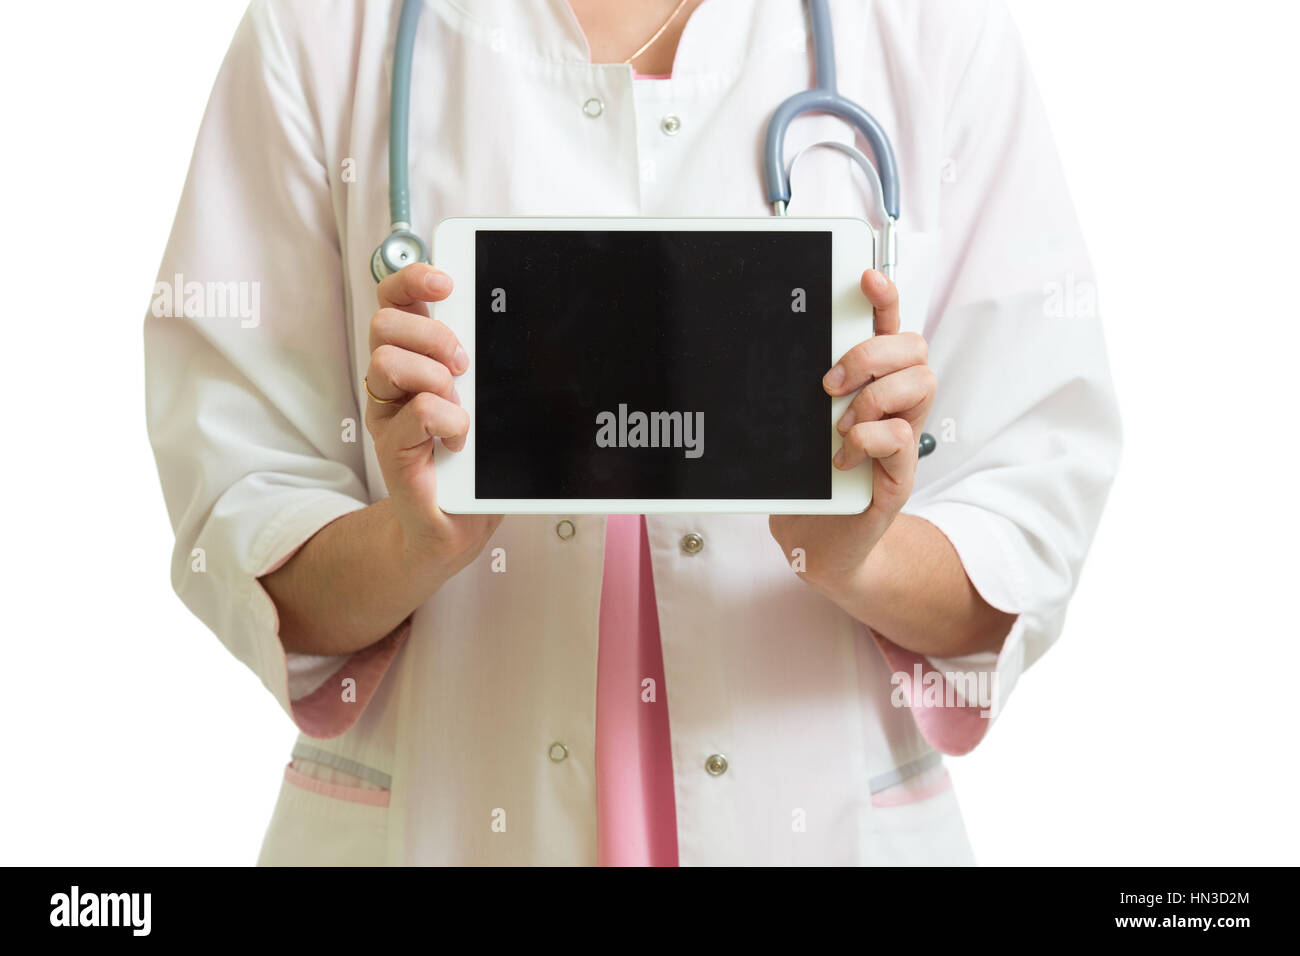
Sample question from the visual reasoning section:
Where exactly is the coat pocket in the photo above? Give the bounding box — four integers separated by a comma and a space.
863, 768, 977, 866
258, 763, 389, 866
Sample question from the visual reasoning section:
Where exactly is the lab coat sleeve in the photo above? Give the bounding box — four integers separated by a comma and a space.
882, 0, 1122, 754
144, 0, 406, 738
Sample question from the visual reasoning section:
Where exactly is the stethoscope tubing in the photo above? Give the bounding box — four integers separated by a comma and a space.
763, 0, 900, 221
388, 0, 422, 231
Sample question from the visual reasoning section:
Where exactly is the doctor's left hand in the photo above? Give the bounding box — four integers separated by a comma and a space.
365, 263, 503, 573
768, 269, 935, 594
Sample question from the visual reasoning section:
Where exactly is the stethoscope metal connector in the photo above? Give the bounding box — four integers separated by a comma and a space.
371, 223, 429, 282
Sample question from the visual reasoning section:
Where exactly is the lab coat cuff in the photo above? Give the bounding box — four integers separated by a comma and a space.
244, 492, 410, 739
875, 500, 1034, 754
905, 500, 1030, 617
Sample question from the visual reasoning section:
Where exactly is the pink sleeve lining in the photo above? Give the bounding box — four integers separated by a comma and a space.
257, 536, 410, 740
287, 622, 410, 738
869, 631, 992, 757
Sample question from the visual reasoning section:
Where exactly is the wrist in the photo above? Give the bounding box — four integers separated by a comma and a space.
387, 502, 458, 588
812, 525, 894, 613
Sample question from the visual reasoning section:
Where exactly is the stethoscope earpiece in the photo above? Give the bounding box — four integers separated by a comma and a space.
918, 432, 936, 459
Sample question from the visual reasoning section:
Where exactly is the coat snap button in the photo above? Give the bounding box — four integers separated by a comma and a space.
549, 742, 569, 762
582, 97, 604, 118
660, 114, 681, 135
680, 532, 704, 554
556, 519, 576, 540
705, 753, 728, 776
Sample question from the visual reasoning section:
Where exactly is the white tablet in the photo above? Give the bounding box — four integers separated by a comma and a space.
432, 217, 876, 515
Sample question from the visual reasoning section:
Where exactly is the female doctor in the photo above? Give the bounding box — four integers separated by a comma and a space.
145, 0, 1120, 866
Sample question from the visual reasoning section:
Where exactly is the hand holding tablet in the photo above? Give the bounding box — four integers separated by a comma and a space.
769, 268, 934, 584
363, 265, 503, 570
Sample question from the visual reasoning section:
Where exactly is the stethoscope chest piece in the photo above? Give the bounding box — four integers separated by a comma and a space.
371, 227, 429, 282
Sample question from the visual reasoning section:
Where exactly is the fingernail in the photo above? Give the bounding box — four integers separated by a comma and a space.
833, 446, 845, 468
451, 386, 462, 405
453, 345, 469, 372
426, 271, 452, 295
870, 269, 890, 291
837, 408, 855, 433
823, 365, 845, 390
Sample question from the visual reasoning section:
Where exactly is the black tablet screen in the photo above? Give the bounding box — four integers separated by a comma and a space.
474, 229, 832, 500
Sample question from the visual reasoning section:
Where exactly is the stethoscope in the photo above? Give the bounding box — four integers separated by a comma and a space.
372, 0, 935, 459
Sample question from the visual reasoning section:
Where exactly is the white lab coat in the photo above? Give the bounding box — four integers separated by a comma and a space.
145, 0, 1120, 865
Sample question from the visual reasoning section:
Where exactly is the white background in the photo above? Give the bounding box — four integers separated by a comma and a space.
1, 0, 1296, 865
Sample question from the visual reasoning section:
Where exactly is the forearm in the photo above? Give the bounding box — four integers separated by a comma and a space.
260, 497, 453, 656
821, 514, 1015, 658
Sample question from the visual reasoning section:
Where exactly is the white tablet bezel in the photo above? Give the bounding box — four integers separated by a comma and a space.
432, 216, 876, 515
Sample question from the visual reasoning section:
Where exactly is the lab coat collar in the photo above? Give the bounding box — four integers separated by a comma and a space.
424, 0, 806, 79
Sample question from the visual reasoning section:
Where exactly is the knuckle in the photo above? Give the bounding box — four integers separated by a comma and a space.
888, 418, 913, 445
369, 309, 388, 341
370, 343, 402, 379
408, 390, 440, 419
848, 340, 875, 375
907, 332, 929, 363
370, 308, 402, 343
853, 384, 881, 420
429, 322, 458, 358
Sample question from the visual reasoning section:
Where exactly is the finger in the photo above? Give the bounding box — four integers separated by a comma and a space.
383, 391, 470, 453
834, 418, 916, 490
823, 331, 928, 395
861, 269, 899, 335
369, 308, 468, 373
365, 344, 455, 409
376, 263, 454, 315
837, 364, 936, 435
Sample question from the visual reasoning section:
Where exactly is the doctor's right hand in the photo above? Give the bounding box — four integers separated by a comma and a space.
365, 264, 503, 572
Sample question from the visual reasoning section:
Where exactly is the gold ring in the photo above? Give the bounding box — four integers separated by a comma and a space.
363, 377, 399, 405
